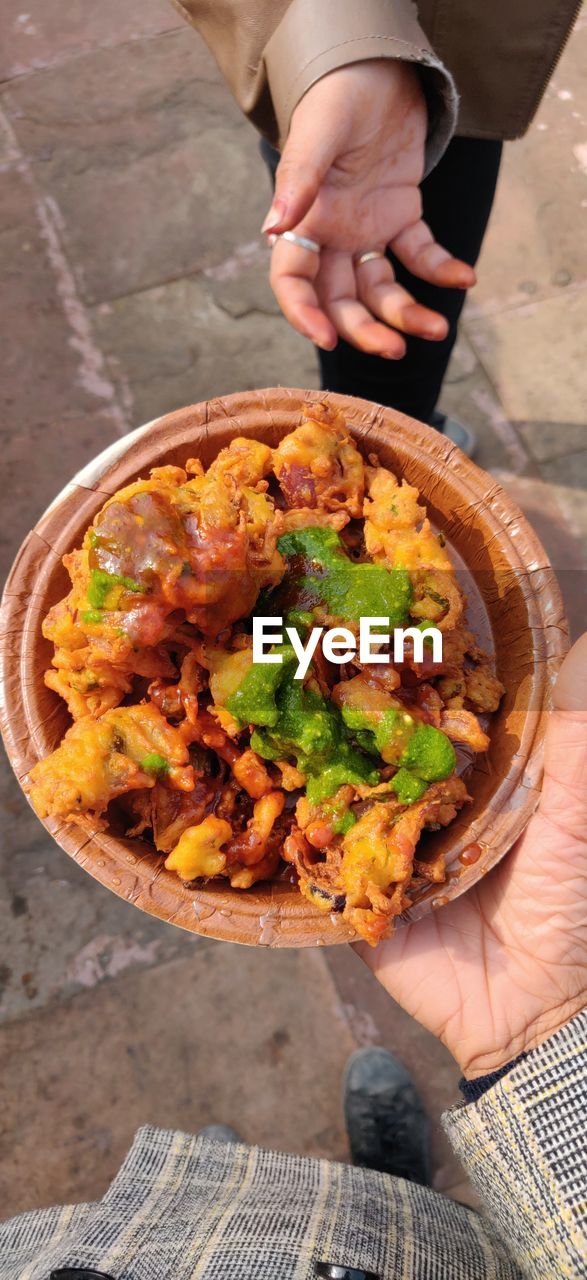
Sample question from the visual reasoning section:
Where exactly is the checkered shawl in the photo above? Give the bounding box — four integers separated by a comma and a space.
1, 1011, 585, 1280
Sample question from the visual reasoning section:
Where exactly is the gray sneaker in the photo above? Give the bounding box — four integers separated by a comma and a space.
343, 1047, 430, 1185
430, 409, 477, 458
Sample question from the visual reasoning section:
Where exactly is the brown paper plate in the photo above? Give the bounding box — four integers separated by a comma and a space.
0, 388, 569, 946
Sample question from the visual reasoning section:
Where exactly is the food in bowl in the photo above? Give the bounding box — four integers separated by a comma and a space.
28, 403, 504, 945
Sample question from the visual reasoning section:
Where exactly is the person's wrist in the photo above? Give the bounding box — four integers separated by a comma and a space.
286, 58, 425, 139
459, 992, 587, 1080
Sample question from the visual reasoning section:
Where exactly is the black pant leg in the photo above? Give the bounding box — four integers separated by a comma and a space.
318, 136, 502, 421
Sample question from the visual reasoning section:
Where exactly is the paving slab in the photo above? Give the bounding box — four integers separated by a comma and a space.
516, 418, 587, 465
465, 289, 587, 434
92, 270, 319, 427
0, 161, 124, 429
519, 412, 587, 463
0, 410, 123, 581
0, 153, 127, 578
538, 449, 587, 553
0, 751, 197, 1023
0, 110, 17, 164
0, 944, 356, 1218
1, 0, 183, 81
1, 31, 267, 305
468, 22, 587, 317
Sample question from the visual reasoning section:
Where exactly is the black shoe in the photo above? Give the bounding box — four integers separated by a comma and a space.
343, 1047, 431, 1185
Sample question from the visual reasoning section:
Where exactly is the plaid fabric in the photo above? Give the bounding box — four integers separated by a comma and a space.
0, 1132, 519, 1280
1, 1011, 584, 1280
445, 1009, 587, 1279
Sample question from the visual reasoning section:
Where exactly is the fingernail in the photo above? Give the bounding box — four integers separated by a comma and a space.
314, 338, 337, 352
381, 350, 401, 360
261, 198, 288, 233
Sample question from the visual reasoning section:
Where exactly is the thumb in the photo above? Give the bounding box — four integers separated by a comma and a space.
261, 94, 340, 234
553, 631, 587, 714
540, 632, 587, 839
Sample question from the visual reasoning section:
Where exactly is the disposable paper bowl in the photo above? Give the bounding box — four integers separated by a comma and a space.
0, 389, 568, 946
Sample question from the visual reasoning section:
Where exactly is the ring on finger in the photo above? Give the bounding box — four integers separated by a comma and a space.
354, 250, 387, 267
269, 231, 321, 254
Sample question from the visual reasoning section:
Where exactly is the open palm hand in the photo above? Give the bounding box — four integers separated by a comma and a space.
264, 61, 475, 357
358, 634, 587, 1077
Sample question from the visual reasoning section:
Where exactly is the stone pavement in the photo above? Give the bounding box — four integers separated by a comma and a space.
1, 0, 585, 1224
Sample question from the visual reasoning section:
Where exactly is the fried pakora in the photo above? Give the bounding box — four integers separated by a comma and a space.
28, 403, 504, 944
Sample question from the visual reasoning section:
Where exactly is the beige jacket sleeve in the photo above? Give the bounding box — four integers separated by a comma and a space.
172, 0, 458, 174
